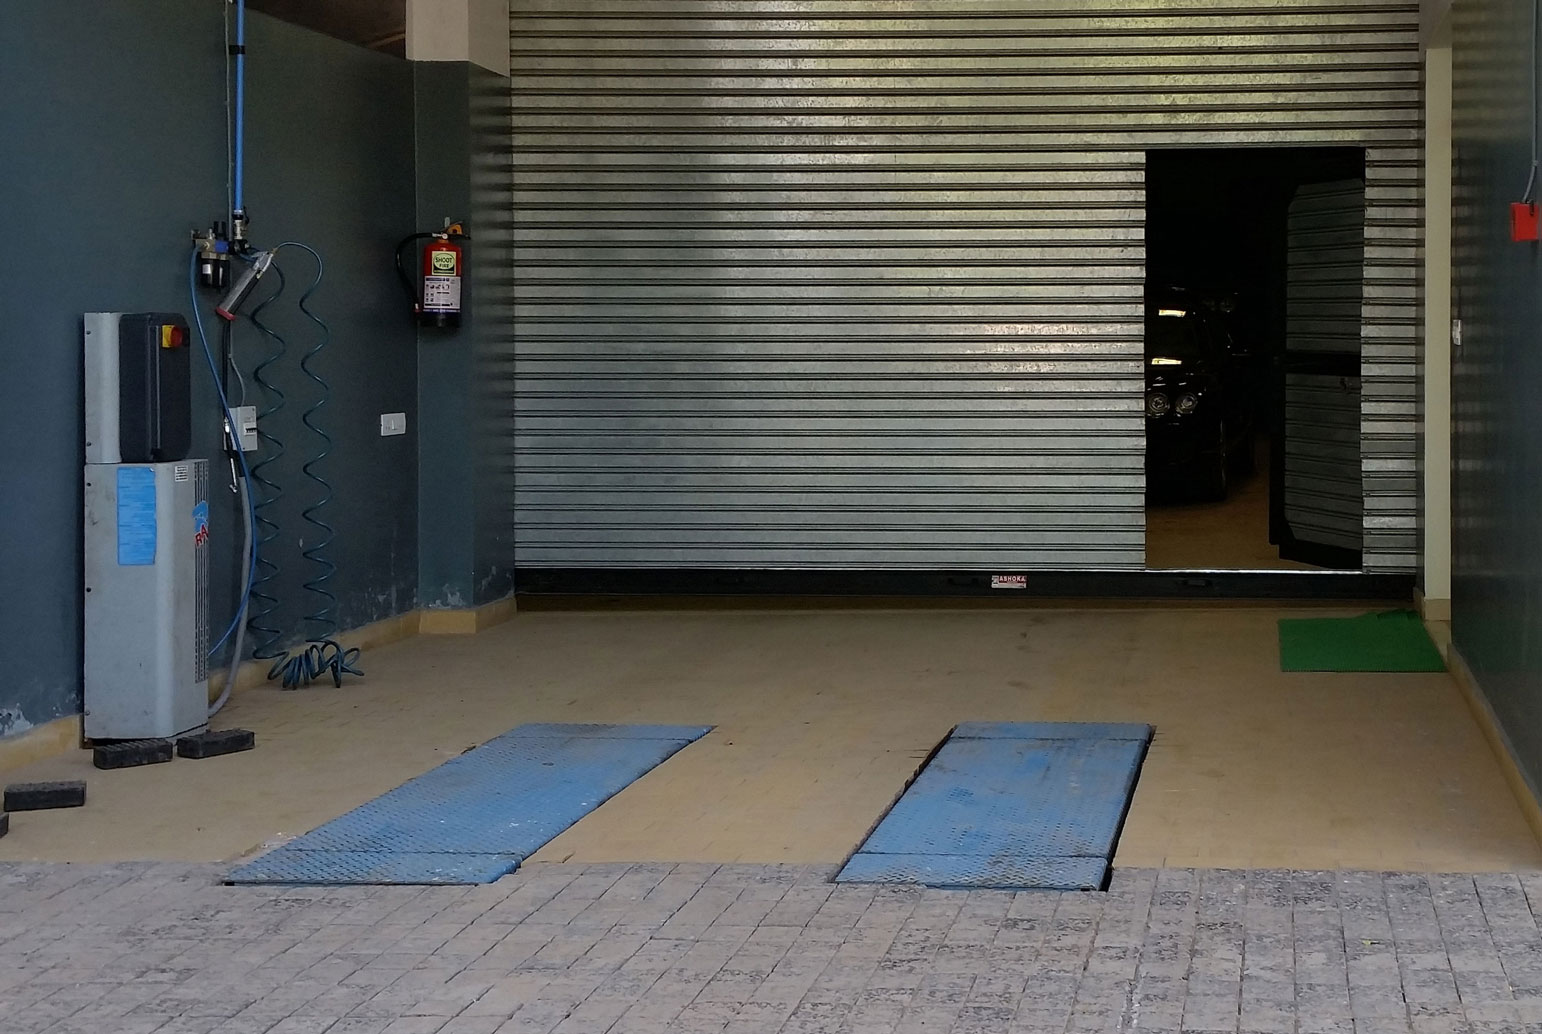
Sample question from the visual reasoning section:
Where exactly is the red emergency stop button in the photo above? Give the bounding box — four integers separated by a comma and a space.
160, 324, 186, 348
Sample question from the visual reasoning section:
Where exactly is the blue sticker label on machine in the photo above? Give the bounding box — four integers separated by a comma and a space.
116, 467, 157, 566
192, 500, 209, 546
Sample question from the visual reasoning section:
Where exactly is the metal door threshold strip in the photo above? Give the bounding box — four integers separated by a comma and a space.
227, 723, 711, 885
836, 722, 1151, 891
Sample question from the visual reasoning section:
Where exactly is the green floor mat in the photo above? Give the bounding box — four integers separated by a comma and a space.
1278, 610, 1445, 672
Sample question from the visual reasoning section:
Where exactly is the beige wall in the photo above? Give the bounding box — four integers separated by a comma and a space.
1421, 0, 1455, 48
406, 0, 509, 76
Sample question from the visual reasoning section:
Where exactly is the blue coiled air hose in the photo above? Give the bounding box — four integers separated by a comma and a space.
243, 263, 289, 661
266, 242, 362, 689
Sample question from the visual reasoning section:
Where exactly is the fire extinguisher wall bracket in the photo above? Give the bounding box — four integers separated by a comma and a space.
394, 227, 470, 330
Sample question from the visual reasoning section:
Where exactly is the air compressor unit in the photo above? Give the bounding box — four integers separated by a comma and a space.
83, 312, 210, 741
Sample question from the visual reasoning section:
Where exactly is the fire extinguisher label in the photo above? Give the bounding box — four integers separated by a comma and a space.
429, 249, 458, 275
423, 275, 462, 313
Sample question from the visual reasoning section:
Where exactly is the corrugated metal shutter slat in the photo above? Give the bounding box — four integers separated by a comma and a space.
508, 0, 1420, 572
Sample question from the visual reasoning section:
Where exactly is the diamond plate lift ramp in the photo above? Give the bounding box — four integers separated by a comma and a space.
836, 722, 1151, 892
228, 723, 711, 886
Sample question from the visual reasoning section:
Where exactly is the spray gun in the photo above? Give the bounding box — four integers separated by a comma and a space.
215, 248, 274, 321
211, 247, 272, 492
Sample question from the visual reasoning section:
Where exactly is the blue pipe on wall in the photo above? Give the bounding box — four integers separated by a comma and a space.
234, 0, 246, 216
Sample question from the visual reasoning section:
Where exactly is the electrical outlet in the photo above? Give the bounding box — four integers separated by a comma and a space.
380, 412, 407, 437
228, 405, 258, 452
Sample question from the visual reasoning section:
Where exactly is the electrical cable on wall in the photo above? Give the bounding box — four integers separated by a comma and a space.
222, 318, 247, 407
213, 470, 253, 717
189, 249, 259, 717
1529, 0, 1540, 202
1514, 0, 1542, 241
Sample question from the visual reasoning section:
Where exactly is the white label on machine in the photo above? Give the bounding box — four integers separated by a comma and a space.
990, 574, 1027, 590
423, 275, 461, 313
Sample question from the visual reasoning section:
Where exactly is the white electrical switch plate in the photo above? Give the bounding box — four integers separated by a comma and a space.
380, 412, 407, 437
230, 405, 258, 452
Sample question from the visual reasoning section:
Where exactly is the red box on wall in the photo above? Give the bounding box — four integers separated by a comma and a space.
1512, 202, 1539, 241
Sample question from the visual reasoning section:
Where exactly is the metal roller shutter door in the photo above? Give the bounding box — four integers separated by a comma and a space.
1284, 179, 1367, 559
503, 0, 1422, 573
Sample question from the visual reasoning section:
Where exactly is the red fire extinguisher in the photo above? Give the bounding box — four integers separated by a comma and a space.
395, 223, 468, 328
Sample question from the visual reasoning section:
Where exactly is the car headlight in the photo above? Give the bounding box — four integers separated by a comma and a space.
1146, 391, 1170, 417
1175, 393, 1199, 415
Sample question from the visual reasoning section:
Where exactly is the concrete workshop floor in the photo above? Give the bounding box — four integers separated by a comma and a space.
1146, 440, 1318, 571
0, 606, 1535, 874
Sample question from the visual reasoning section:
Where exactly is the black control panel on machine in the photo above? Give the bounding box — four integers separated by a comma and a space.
116, 313, 192, 463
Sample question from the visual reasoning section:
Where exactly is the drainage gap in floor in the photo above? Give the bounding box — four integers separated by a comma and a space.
835, 721, 1152, 892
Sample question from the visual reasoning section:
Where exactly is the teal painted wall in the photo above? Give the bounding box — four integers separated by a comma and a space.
0, 1, 419, 735
1451, 0, 1542, 788
416, 61, 516, 609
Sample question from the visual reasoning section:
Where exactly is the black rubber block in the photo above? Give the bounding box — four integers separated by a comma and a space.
93, 739, 174, 770
177, 728, 255, 759
0, 812, 8, 838
3, 781, 86, 811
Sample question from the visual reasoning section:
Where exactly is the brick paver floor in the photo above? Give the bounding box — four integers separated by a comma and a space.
6, 862, 1542, 1033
